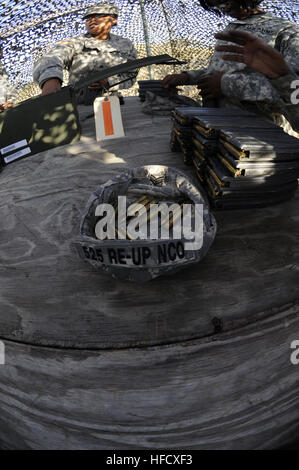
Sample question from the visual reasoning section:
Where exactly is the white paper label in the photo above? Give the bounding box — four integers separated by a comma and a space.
94, 96, 125, 142
1, 139, 28, 155
4, 147, 31, 164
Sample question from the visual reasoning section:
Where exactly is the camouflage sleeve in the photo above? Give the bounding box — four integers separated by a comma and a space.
0, 65, 18, 103
269, 70, 299, 102
107, 41, 138, 90
270, 70, 299, 133
221, 68, 281, 102
33, 40, 77, 89
5, 83, 18, 103
275, 24, 299, 72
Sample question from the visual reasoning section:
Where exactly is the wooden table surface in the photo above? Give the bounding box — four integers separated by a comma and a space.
0, 97, 298, 349
0, 97, 299, 450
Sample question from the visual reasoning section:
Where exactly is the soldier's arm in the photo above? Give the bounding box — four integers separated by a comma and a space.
5, 82, 18, 104
260, 24, 299, 133
215, 29, 299, 131
161, 67, 211, 90
219, 66, 281, 102
274, 24, 299, 74
269, 71, 299, 133
272, 25, 299, 117
215, 30, 291, 78
269, 71, 298, 101
0, 65, 16, 107
33, 40, 76, 91
215, 26, 299, 103
107, 41, 139, 90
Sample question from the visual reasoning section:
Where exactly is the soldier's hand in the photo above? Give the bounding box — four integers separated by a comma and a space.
41, 78, 62, 95
215, 30, 290, 79
3, 102, 13, 109
197, 72, 224, 100
0, 102, 13, 112
161, 72, 190, 89
88, 79, 109, 90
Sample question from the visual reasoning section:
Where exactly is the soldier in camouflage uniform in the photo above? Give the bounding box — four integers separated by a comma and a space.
0, 46, 16, 112
215, 29, 299, 135
161, 0, 299, 135
33, 3, 138, 101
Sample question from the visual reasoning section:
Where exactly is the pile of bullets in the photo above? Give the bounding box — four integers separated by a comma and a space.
106, 195, 188, 240
171, 107, 299, 209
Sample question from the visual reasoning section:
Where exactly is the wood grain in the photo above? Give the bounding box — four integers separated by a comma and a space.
0, 97, 298, 349
0, 304, 298, 449
0, 97, 299, 449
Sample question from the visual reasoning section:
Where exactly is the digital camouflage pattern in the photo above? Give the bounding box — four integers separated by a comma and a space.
82, 3, 119, 19
0, 62, 17, 103
33, 33, 138, 90
186, 12, 299, 134
270, 71, 299, 134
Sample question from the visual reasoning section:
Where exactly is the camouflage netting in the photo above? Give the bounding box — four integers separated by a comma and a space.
0, 0, 299, 102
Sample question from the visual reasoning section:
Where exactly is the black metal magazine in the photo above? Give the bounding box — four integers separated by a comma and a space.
209, 155, 298, 189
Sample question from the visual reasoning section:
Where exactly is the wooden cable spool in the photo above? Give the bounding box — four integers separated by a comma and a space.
0, 98, 298, 449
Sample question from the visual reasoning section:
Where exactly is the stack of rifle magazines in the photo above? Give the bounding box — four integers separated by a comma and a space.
170, 107, 211, 164
170, 107, 252, 165
171, 107, 299, 210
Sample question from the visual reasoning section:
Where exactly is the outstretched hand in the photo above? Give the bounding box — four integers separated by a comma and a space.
215, 30, 290, 79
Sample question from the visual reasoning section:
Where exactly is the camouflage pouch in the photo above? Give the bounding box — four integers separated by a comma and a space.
73, 165, 217, 282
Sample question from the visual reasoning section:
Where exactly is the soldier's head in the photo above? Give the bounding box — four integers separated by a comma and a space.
199, 0, 264, 18
83, 3, 118, 38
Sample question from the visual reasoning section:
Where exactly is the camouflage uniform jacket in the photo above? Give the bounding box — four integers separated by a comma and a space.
33, 33, 138, 90
0, 62, 17, 103
269, 71, 299, 134
186, 12, 299, 133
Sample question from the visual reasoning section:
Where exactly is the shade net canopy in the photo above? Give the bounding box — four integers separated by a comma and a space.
1, 0, 299, 101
